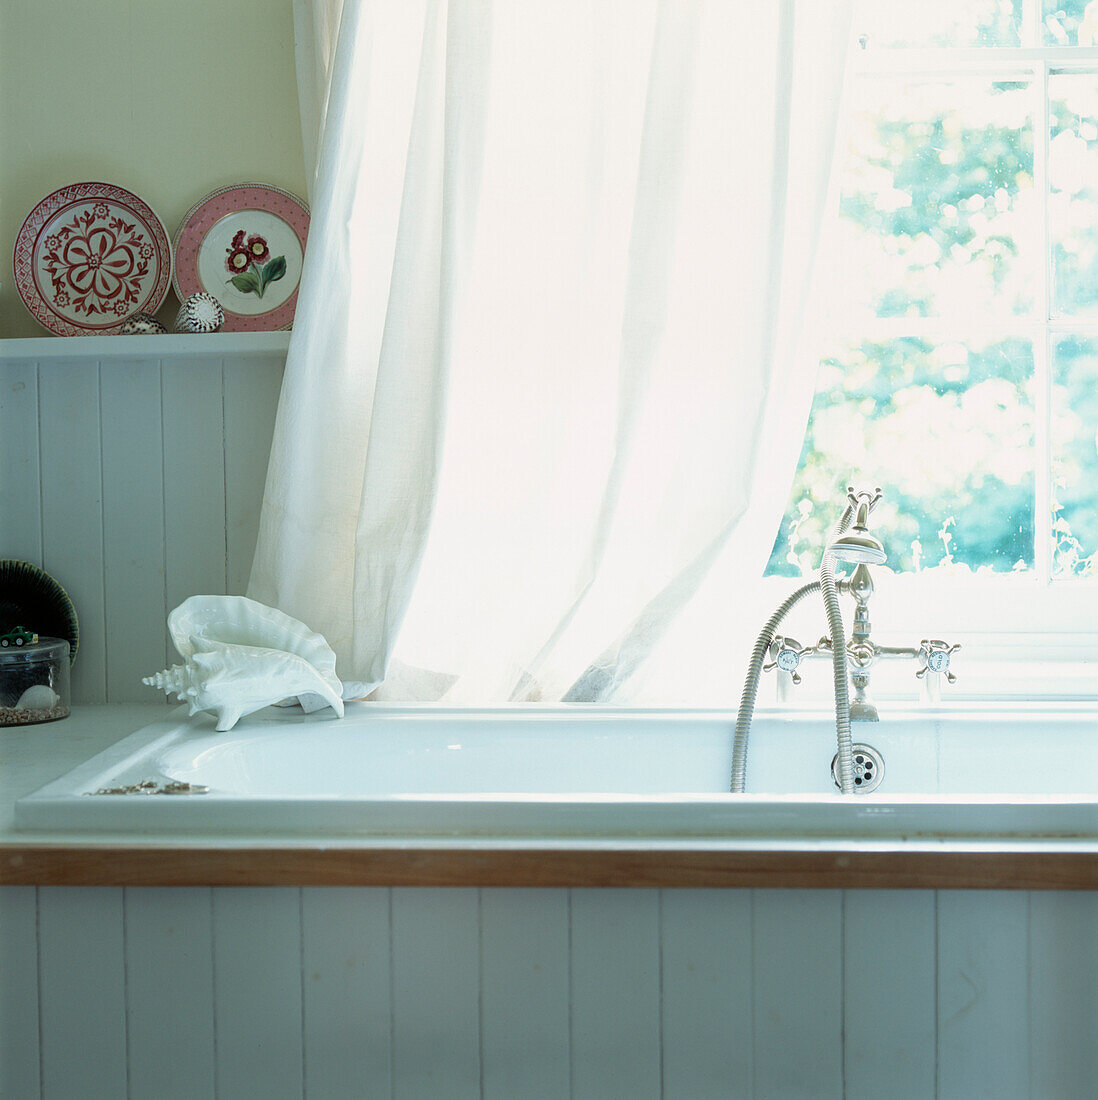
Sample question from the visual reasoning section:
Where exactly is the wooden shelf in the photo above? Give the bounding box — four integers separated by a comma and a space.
0, 330, 291, 363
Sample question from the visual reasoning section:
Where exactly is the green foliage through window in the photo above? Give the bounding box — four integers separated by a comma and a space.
766, 8, 1098, 580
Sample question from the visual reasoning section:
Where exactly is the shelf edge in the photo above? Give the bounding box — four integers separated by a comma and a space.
0, 331, 292, 364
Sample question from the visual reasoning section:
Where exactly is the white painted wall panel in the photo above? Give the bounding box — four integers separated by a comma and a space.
844, 889, 936, 1100
161, 357, 227, 649
101, 359, 165, 702
390, 887, 481, 1099
0, 886, 40, 1099
937, 890, 1029, 1100
4, 347, 284, 704
224, 356, 283, 596
659, 888, 753, 1098
124, 887, 216, 1100
38, 361, 107, 702
752, 890, 844, 1099
37, 886, 127, 1099
1029, 891, 1098, 1097
301, 886, 393, 1099
570, 889, 661, 1100
480, 887, 571, 1099
212, 886, 304, 1099
0, 359, 42, 564
6, 884, 1098, 1096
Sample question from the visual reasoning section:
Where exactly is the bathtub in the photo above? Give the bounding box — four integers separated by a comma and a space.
15, 702, 1098, 841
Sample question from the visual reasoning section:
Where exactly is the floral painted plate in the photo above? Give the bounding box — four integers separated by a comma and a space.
13, 182, 172, 336
172, 184, 309, 332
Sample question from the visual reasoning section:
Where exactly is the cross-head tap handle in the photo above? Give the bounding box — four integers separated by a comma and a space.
847, 485, 883, 513
763, 635, 805, 685
916, 639, 961, 685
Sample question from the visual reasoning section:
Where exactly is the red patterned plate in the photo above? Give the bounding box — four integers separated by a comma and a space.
172, 184, 309, 332
13, 182, 172, 336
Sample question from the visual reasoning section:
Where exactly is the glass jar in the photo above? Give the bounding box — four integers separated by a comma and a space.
0, 636, 71, 725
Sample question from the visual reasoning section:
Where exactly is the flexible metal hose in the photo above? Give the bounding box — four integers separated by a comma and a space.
821, 545, 855, 794
730, 503, 856, 794
730, 579, 820, 792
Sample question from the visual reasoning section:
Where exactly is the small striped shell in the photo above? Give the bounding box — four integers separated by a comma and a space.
173, 292, 224, 333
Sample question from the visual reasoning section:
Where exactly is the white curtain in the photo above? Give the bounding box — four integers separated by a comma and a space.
250, 0, 853, 702
292, 0, 346, 200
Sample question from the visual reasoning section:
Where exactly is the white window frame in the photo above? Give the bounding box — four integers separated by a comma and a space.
760, 8, 1098, 675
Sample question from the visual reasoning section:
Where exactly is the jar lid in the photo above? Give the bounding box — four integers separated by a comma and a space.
0, 635, 70, 665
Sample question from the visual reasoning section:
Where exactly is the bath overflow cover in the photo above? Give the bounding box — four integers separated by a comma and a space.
831, 744, 884, 793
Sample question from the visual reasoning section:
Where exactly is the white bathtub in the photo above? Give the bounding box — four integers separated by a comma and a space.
15, 702, 1098, 839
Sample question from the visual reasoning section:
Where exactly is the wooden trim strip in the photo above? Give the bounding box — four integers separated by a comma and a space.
5, 845, 1098, 889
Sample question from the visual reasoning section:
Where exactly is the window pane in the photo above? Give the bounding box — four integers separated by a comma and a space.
837, 78, 1034, 322
856, 0, 1022, 48
1044, 1, 1098, 45
767, 337, 1035, 577
1052, 337, 1098, 577
1050, 73, 1098, 316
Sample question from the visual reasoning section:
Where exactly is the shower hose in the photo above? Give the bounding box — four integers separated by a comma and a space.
730, 502, 857, 794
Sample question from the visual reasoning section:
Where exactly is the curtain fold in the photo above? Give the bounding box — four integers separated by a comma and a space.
293, 0, 346, 198
251, 0, 853, 702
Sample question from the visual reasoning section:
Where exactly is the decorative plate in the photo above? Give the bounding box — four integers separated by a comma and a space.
172, 184, 309, 332
13, 182, 172, 336
0, 561, 79, 665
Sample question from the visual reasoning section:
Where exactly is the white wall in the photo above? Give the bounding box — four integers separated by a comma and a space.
0, 0, 308, 339
2, 884, 1094, 1099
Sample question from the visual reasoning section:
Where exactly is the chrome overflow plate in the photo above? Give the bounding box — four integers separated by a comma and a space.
831, 744, 884, 793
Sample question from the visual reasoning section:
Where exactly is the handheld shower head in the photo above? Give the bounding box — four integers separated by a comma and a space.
826, 486, 887, 565
826, 529, 887, 565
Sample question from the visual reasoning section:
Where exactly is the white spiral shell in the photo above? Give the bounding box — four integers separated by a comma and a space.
143, 596, 346, 731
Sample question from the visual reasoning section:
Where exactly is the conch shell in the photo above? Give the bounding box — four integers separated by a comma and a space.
142, 596, 346, 731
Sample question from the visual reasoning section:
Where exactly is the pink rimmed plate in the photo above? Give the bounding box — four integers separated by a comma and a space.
13, 182, 172, 336
172, 184, 310, 332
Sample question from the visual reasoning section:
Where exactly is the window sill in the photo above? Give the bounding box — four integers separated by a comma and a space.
757, 572, 1098, 645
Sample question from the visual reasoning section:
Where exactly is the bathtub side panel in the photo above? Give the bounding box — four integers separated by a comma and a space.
937, 890, 1029, 1100
844, 889, 937, 1099
390, 886, 481, 1099
752, 889, 844, 1099
301, 886, 393, 1098
37, 886, 128, 1098
660, 888, 753, 1098
19, 880, 1098, 1098
0, 886, 40, 1099
570, 888, 662, 1099
124, 887, 216, 1099
1029, 892, 1098, 1097
212, 886, 304, 1099
480, 887, 571, 1100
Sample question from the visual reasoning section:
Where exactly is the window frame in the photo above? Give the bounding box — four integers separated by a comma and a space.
762, 13, 1098, 667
